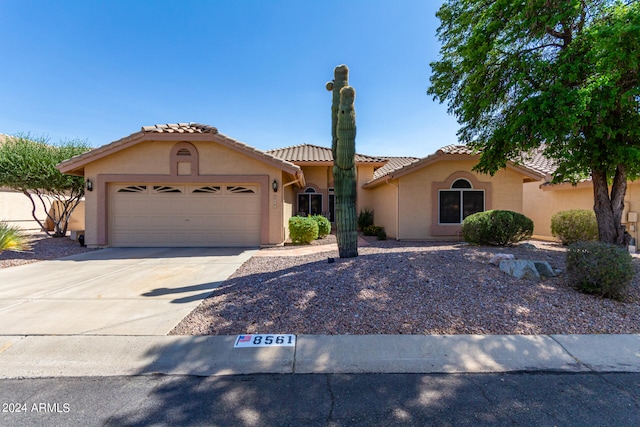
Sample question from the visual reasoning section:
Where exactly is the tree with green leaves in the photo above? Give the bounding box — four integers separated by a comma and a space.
428, 0, 640, 245
0, 134, 91, 237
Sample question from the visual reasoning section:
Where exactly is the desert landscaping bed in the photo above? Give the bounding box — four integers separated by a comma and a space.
0, 232, 96, 269
3, 233, 639, 336
171, 235, 640, 336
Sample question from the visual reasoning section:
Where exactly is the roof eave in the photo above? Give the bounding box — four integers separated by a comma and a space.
56, 128, 302, 177
363, 153, 545, 189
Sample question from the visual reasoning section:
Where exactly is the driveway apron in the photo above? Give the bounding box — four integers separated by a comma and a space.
0, 247, 256, 335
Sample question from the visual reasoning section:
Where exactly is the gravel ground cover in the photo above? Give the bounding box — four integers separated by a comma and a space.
171, 235, 640, 336
0, 232, 96, 268
3, 232, 638, 336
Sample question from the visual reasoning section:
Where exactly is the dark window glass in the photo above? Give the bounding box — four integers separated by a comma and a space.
463, 191, 484, 219
298, 194, 310, 216
451, 179, 472, 189
310, 194, 322, 215
439, 191, 461, 223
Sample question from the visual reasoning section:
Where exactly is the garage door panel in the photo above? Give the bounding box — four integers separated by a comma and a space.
110, 182, 261, 247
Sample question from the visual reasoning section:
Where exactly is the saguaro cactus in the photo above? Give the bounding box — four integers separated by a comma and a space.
327, 65, 358, 258
327, 64, 349, 156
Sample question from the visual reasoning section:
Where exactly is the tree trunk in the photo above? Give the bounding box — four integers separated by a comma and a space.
592, 165, 628, 245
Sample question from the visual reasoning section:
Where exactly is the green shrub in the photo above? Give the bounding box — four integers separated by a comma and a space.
566, 241, 635, 301
289, 216, 319, 244
310, 215, 331, 238
358, 208, 374, 231
0, 222, 30, 252
377, 228, 387, 240
551, 209, 598, 245
461, 210, 533, 246
363, 225, 383, 236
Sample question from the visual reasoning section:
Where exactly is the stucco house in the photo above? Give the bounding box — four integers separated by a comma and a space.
524, 178, 640, 244
57, 122, 559, 248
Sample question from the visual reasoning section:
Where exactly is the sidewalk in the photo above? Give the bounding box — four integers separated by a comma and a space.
1, 334, 638, 378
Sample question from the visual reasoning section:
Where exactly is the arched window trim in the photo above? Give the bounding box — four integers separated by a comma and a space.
451, 178, 472, 189
170, 142, 199, 176
430, 171, 492, 236
297, 185, 323, 217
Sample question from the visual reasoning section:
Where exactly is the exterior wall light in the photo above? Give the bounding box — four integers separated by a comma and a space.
272, 179, 278, 193
86, 179, 93, 192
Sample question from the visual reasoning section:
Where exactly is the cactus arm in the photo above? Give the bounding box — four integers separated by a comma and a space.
326, 64, 349, 157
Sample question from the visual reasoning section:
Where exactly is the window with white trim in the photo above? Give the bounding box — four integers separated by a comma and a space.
297, 187, 322, 216
438, 179, 484, 224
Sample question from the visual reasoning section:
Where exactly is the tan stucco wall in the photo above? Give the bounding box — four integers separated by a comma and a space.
523, 180, 640, 243
365, 181, 398, 238
0, 190, 84, 233
367, 159, 527, 240
44, 200, 85, 232
0, 190, 43, 231
356, 165, 376, 216
300, 166, 332, 191
82, 139, 286, 247
282, 179, 296, 242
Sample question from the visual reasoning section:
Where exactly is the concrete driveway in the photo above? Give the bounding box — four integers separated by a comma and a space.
0, 247, 256, 335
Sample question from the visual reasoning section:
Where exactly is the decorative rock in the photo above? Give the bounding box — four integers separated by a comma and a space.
499, 260, 540, 280
533, 261, 557, 277
489, 253, 515, 266
499, 259, 558, 280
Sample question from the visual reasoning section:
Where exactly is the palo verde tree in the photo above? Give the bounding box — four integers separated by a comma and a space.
326, 65, 358, 258
0, 134, 91, 237
428, 0, 640, 245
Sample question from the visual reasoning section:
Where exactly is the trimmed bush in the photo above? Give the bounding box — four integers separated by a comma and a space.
310, 215, 331, 238
363, 225, 383, 236
461, 210, 533, 246
357, 208, 374, 231
551, 209, 598, 245
289, 216, 319, 244
0, 222, 30, 252
377, 228, 387, 240
566, 241, 634, 301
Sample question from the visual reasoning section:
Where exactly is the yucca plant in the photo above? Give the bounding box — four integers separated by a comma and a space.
0, 222, 31, 252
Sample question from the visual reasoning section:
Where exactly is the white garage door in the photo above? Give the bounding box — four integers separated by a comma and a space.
109, 183, 261, 247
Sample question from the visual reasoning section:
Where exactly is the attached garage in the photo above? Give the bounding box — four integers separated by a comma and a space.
109, 183, 261, 247
56, 123, 305, 248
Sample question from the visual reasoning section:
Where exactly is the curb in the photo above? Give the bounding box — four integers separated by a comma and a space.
1, 334, 638, 378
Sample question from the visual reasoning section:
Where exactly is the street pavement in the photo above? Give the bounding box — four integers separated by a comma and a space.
1, 372, 639, 426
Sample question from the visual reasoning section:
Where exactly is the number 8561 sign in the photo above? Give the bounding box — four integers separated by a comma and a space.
234, 334, 296, 348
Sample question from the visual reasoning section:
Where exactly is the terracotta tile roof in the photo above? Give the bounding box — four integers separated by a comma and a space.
517, 147, 557, 176
437, 144, 476, 155
373, 157, 420, 180
364, 144, 549, 188
438, 144, 557, 176
267, 143, 386, 164
141, 123, 219, 134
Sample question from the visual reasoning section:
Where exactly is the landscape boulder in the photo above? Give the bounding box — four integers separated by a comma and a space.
498, 259, 557, 280
489, 253, 515, 266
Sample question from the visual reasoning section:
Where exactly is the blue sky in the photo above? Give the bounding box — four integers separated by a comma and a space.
0, 0, 459, 158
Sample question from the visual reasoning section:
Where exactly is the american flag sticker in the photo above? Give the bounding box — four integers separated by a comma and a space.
236, 335, 252, 344
234, 334, 296, 348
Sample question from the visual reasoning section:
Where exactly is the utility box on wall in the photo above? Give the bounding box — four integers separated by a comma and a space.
628, 212, 638, 223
